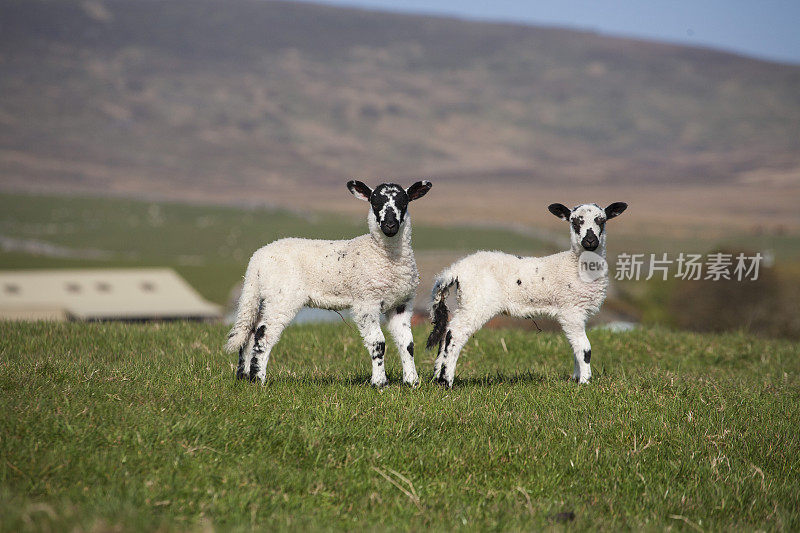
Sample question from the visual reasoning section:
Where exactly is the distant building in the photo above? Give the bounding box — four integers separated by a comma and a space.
0, 268, 221, 321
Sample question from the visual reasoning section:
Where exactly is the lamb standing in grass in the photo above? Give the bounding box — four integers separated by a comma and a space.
427, 202, 627, 387
225, 180, 432, 386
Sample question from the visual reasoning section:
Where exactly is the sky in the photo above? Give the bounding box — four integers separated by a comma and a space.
302, 0, 800, 65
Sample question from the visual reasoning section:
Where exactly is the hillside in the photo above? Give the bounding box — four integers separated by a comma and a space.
1, 0, 800, 223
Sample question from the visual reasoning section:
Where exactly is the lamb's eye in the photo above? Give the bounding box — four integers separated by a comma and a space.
595, 217, 606, 233
571, 219, 581, 232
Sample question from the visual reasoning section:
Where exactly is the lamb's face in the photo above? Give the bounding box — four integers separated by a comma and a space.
569, 204, 606, 252
370, 184, 408, 237
347, 180, 432, 237
548, 201, 628, 252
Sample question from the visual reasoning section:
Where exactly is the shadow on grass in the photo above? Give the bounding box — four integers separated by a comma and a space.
427, 370, 561, 388
232, 370, 572, 388
234, 373, 374, 387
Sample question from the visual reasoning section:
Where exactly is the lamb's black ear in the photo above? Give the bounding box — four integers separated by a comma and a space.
605, 202, 628, 220
548, 203, 572, 221
406, 180, 432, 201
347, 180, 372, 201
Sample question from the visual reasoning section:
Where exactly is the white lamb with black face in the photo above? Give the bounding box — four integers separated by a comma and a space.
225, 180, 432, 387
427, 201, 627, 386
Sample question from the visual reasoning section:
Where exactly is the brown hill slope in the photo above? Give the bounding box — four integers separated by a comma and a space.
1, 0, 799, 228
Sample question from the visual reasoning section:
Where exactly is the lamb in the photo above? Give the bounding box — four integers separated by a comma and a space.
426, 201, 627, 387
225, 180, 432, 387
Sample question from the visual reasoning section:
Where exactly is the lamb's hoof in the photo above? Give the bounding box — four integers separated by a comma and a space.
433, 375, 452, 389
246, 372, 267, 385
371, 378, 389, 389
431, 364, 451, 388
404, 377, 420, 389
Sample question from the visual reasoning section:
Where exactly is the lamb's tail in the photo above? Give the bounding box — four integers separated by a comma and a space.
224, 262, 261, 353
426, 269, 457, 350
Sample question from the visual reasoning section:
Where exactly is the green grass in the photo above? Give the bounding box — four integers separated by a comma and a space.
2, 321, 798, 531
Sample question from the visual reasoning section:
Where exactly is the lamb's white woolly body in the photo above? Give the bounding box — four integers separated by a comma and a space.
247, 225, 417, 313
429, 202, 627, 387
443, 250, 608, 321
226, 181, 430, 387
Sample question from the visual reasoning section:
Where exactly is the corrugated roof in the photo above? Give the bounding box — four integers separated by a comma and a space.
0, 268, 221, 321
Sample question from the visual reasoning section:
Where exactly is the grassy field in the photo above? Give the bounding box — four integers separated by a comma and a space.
1, 321, 798, 531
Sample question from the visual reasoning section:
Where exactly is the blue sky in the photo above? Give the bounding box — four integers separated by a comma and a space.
302, 0, 800, 65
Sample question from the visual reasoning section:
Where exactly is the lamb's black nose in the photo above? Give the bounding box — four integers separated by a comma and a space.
383, 221, 399, 236
581, 228, 599, 251
582, 237, 598, 251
